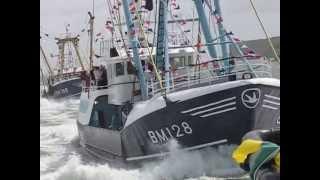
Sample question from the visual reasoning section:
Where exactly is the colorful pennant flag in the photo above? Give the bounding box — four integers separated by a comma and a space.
233, 37, 240, 42
129, 2, 136, 12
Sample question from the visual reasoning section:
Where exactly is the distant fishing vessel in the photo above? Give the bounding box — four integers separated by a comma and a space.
40, 30, 86, 99
77, 0, 279, 163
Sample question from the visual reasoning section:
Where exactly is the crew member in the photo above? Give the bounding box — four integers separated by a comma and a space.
232, 129, 280, 180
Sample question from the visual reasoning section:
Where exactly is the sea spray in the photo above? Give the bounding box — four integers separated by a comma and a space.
41, 139, 245, 180
40, 97, 80, 175
140, 139, 245, 180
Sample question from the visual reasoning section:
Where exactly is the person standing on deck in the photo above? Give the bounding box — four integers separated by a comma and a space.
99, 65, 108, 87
92, 66, 101, 85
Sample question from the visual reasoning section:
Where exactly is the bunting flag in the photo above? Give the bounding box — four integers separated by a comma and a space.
241, 46, 260, 58
213, 62, 220, 68
105, 20, 113, 32
129, 28, 136, 36
216, 16, 223, 23
106, 24, 114, 32
144, 20, 151, 26
95, 54, 102, 58
246, 52, 261, 58
246, 49, 255, 54
129, 2, 136, 13
233, 37, 241, 42
180, 20, 186, 25
171, 0, 177, 7
113, 5, 119, 10
201, 62, 209, 68
195, 42, 203, 49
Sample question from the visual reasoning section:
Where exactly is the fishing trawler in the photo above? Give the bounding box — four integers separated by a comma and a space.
77, 0, 280, 163
40, 31, 86, 99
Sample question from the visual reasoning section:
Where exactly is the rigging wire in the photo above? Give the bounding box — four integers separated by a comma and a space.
105, 0, 128, 58
248, 0, 280, 63
159, 0, 202, 60
136, 9, 164, 89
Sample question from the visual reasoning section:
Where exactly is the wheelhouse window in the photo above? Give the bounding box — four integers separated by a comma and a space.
187, 56, 192, 65
171, 56, 185, 67
115, 62, 124, 76
89, 95, 124, 130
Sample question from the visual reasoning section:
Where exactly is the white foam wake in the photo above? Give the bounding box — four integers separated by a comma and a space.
40, 97, 80, 175
41, 140, 246, 180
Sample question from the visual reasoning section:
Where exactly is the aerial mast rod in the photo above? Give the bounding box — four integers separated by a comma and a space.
193, 0, 217, 59
213, 0, 230, 73
200, 0, 257, 77
249, 0, 280, 63
121, 0, 148, 100
155, 0, 170, 91
88, 11, 94, 71
71, 37, 85, 71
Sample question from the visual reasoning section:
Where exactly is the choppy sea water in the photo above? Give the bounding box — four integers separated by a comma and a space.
40, 97, 248, 180
40, 62, 279, 180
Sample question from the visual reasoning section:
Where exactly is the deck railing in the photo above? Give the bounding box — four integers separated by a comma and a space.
146, 61, 272, 97
81, 59, 272, 99
50, 71, 84, 84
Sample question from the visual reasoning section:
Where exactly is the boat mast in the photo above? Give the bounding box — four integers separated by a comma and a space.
40, 43, 53, 76
193, 0, 217, 59
155, 0, 170, 91
88, 11, 94, 71
213, 0, 230, 73
122, 0, 148, 100
55, 36, 85, 73
72, 36, 85, 71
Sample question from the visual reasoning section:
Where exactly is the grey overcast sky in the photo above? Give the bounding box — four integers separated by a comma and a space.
40, 0, 279, 57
